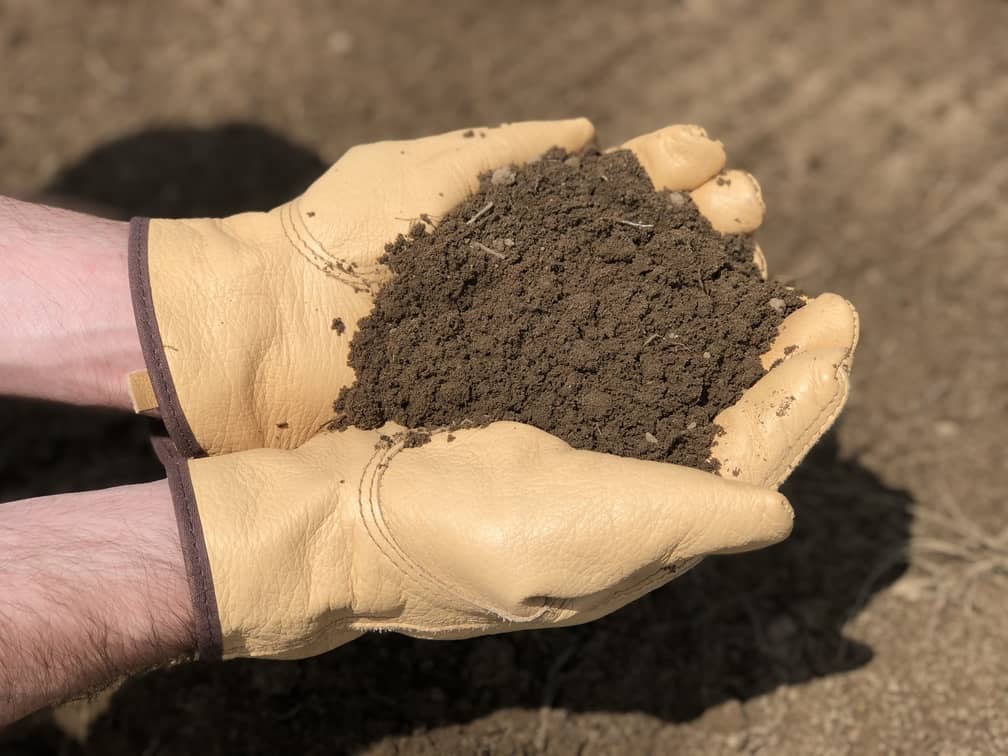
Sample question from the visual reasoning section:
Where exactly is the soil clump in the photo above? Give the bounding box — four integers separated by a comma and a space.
336, 148, 802, 470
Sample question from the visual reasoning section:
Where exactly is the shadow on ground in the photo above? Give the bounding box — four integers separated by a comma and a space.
1, 126, 912, 753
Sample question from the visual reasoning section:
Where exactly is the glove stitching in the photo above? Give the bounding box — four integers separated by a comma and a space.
155, 441, 222, 660
607, 556, 704, 605
529, 558, 704, 628
342, 495, 358, 616
358, 439, 496, 617
355, 616, 511, 638
358, 619, 509, 637
383, 432, 561, 624
281, 202, 374, 292
280, 202, 357, 285
358, 433, 551, 624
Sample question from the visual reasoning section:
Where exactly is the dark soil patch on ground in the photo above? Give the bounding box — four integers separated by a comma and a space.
337, 148, 802, 469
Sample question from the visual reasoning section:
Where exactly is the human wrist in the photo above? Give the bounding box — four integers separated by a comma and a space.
0, 480, 196, 724
0, 197, 143, 408
97, 479, 198, 665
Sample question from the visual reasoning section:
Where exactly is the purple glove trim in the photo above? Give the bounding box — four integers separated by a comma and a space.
154, 435, 223, 661
128, 217, 205, 458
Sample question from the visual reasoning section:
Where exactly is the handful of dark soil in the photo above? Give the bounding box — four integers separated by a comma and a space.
336, 148, 802, 470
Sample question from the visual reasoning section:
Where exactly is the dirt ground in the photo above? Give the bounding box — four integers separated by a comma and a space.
1, 0, 1006, 753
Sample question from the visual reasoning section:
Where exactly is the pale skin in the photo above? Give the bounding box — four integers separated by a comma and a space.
0, 198, 142, 408
0, 197, 192, 725
0, 482, 192, 726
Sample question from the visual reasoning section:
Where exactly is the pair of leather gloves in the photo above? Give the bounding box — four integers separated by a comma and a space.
126, 119, 858, 661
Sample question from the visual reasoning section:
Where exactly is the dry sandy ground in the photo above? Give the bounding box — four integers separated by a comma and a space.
1, 0, 1006, 753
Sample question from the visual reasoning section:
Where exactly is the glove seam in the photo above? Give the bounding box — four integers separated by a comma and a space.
358, 434, 535, 622
360, 439, 484, 609
154, 436, 223, 661
280, 201, 373, 291
128, 218, 206, 458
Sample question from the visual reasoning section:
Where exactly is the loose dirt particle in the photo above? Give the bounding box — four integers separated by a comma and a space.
336, 148, 802, 470
491, 167, 516, 186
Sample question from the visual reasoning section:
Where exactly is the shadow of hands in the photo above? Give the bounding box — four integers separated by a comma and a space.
42, 122, 327, 219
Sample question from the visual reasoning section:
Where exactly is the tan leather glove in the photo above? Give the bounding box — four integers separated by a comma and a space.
127, 119, 857, 468
164, 421, 796, 660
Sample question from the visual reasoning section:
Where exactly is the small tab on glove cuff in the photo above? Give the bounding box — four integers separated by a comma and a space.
127, 370, 159, 415
154, 435, 223, 661
128, 217, 205, 457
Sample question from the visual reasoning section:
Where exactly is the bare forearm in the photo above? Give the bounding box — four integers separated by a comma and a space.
0, 196, 142, 408
0, 480, 195, 726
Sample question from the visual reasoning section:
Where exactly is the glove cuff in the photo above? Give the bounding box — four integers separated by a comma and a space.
154, 434, 223, 660
128, 217, 205, 458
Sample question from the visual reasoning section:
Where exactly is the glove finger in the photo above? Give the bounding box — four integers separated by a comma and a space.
518, 444, 793, 602
618, 124, 727, 192
515, 427, 790, 589
711, 347, 852, 489
761, 292, 860, 370
690, 169, 765, 233
378, 422, 792, 613
545, 441, 795, 564
616, 126, 766, 272
713, 295, 858, 488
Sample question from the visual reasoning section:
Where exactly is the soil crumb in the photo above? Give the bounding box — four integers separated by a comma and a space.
336, 148, 802, 470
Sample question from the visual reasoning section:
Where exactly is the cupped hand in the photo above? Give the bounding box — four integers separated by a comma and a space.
129, 119, 856, 480
150, 120, 859, 660
179, 420, 793, 659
